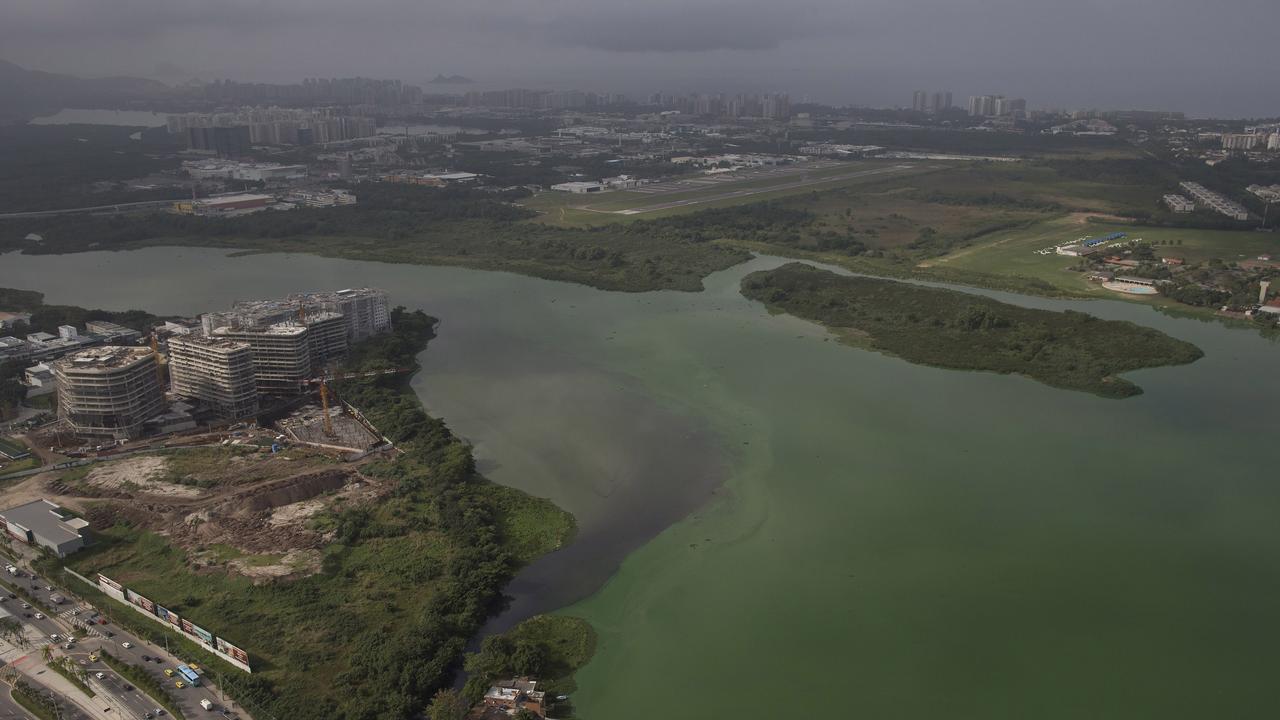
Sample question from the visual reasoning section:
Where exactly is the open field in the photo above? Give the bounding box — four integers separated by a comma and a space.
522, 160, 943, 226
930, 216, 1280, 295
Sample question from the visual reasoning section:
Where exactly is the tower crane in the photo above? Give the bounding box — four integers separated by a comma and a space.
299, 367, 413, 437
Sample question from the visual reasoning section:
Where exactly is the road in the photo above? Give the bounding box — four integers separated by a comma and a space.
2, 558, 247, 720
588, 164, 919, 215
0, 200, 179, 220
0, 685, 37, 720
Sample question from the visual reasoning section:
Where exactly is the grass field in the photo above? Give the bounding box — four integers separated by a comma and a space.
521, 161, 943, 227
930, 216, 1280, 296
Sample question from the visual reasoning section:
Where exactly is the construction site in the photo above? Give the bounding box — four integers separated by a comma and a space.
6, 432, 392, 581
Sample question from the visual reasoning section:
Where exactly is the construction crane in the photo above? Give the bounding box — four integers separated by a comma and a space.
299, 368, 413, 437
149, 332, 166, 387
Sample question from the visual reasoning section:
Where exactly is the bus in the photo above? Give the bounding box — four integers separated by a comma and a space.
176, 665, 201, 686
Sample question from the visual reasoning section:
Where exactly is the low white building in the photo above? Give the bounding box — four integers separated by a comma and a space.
1163, 194, 1195, 213
550, 181, 606, 193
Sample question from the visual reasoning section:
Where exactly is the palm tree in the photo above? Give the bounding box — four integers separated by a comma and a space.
41, 644, 53, 663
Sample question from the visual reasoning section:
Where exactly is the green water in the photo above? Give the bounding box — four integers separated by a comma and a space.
3, 249, 1277, 718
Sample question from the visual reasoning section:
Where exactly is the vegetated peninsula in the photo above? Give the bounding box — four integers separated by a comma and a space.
8, 302, 591, 719
741, 263, 1203, 398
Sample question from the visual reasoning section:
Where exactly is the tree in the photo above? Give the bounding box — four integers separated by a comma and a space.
427, 689, 470, 720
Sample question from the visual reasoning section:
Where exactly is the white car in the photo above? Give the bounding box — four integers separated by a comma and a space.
33, 612, 44, 619
95, 672, 105, 680
121, 641, 133, 649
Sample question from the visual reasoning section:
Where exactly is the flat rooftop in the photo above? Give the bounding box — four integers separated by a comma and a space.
58, 346, 153, 371
0, 499, 87, 546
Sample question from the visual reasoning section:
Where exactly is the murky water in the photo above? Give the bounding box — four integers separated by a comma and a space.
3, 248, 1277, 718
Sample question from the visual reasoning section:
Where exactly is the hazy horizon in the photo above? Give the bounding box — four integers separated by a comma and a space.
5, 0, 1279, 118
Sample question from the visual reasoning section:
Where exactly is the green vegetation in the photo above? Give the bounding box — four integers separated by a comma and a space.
0, 124, 182, 212
99, 649, 185, 719
12, 681, 65, 720
0, 286, 162, 335
463, 615, 597, 709
54, 308, 576, 719
741, 263, 1203, 398
2, 185, 750, 292
49, 655, 96, 698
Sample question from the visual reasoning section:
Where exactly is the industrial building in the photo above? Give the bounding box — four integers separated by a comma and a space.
0, 499, 88, 557
54, 346, 165, 439
173, 193, 276, 217
167, 335, 260, 420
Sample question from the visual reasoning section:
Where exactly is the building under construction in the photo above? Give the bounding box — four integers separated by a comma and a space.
200, 288, 390, 341
54, 346, 166, 439
209, 312, 347, 395
167, 335, 260, 420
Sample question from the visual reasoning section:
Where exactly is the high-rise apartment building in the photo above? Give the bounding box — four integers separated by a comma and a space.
912, 91, 928, 111
167, 335, 259, 420
54, 347, 165, 439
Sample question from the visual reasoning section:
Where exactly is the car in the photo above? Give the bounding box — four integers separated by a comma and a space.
121, 641, 132, 649
21, 602, 29, 608
50, 634, 60, 641
105, 631, 114, 637
89, 654, 98, 662
34, 612, 44, 619
155, 710, 164, 716
71, 609, 80, 615
144, 714, 152, 719
44, 585, 52, 591
188, 663, 200, 671
174, 680, 185, 689
142, 655, 151, 661
163, 669, 175, 677
123, 684, 133, 692
95, 672, 105, 680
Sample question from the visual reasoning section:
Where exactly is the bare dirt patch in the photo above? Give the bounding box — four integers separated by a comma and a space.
85, 456, 204, 498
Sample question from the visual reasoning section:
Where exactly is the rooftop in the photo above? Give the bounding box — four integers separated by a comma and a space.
57, 346, 154, 371
0, 499, 87, 547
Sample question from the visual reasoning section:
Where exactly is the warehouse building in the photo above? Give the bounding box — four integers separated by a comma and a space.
168, 335, 260, 420
0, 499, 89, 557
54, 347, 165, 439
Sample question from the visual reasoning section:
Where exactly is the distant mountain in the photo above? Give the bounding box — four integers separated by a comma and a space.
0, 59, 169, 122
429, 73, 475, 85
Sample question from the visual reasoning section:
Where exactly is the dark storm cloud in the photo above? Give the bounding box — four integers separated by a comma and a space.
543, 3, 805, 52
3, 0, 1278, 117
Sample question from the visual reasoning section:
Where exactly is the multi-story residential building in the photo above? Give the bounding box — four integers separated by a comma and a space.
1222, 133, 1259, 151
54, 347, 165, 439
167, 335, 259, 420
1163, 194, 1195, 213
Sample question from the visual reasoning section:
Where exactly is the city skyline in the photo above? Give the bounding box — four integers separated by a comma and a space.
4, 0, 1279, 118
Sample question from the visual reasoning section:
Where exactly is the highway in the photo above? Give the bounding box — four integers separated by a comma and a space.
2, 558, 247, 720
0, 199, 179, 220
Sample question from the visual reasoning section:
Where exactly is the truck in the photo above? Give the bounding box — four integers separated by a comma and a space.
200, 699, 214, 711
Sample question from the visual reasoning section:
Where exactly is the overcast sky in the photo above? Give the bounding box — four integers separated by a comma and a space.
5, 0, 1278, 117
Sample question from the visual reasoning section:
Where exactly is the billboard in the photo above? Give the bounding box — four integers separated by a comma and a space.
189, 622, 214, 647
165, 610, 182, 630
155, 605, 171, 623
129, 591, 156, 615
97, 574, 126, 602
216, 637, 250, 666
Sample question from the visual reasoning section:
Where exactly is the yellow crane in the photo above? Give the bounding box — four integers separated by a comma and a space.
300, 368, 413, 438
